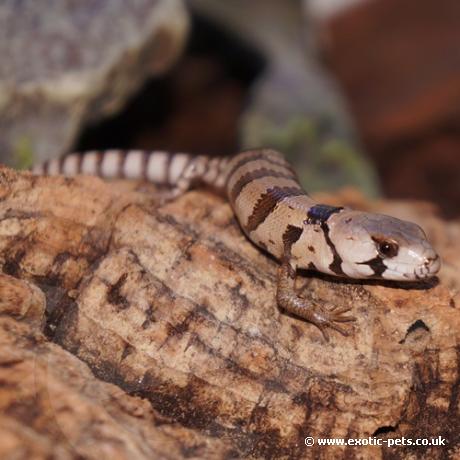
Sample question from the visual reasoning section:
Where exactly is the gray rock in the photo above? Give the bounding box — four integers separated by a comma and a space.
190, 0, 380, 197
190, 0, 355, 140
0, 0, 189, 167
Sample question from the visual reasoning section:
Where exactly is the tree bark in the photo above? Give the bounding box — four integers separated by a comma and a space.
0, 166, 459, 459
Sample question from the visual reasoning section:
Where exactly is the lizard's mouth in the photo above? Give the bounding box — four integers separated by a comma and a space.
382, 253, 441, 281
413, 254, 441, 279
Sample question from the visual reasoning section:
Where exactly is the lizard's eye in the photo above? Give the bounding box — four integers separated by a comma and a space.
376, 240, 399, 258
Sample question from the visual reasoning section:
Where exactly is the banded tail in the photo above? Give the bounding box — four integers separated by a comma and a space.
32, 150, 231, 195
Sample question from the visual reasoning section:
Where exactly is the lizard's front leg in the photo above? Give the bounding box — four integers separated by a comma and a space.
276, 259, 356, 341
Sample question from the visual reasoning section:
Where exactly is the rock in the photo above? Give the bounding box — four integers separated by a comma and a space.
307, 0, 460, 145
190, 0, 380, 198
306, 0, 460, 218
0, 273, 46, 328
192, 0, 353, 139
307, 0, 365, 20
0, 0, 189, 168
0, 166, 459, 458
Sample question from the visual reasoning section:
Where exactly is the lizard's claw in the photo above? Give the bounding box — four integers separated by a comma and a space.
304, 303, 356, 341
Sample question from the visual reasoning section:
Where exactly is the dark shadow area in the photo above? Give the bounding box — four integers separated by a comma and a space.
373, 425, 398, 437
399, 319, 431, 344
75, 11, 267, 156
297, 268, 440, 291
405, 319, 430, 335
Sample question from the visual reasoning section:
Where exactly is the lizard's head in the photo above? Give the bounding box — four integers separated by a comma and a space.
328, 211, 441, 281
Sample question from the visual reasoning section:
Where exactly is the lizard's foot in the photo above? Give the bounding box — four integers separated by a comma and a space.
304, 303, 356, 341
277, 258, 356, 341
278, 289, 356, 341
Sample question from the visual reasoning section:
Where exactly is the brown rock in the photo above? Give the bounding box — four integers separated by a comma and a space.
0, 166, 459, 458
191, 0, 355, 141
313, 0, 460, 145
308, 0, 460, 218
0, 274, 45, 328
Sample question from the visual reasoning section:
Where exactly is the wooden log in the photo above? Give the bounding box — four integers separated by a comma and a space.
0, 166, 459, 458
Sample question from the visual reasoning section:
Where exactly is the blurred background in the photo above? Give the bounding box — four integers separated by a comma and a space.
1, 0, 459, 218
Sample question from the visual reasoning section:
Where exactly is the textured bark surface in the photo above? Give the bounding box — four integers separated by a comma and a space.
0, 166, 459, 459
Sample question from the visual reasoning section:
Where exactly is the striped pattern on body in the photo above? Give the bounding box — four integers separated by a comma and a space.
32, 150, 230, 193
32, 148, 329, 262
224, 149, 320, 259
31, 147, 441, 338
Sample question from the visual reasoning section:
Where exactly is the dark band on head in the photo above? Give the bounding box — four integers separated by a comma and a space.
358, 256, 386, 277
321, 222, 345, 276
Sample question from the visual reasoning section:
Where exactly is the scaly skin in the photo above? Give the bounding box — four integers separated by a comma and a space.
33, 148, 441, 339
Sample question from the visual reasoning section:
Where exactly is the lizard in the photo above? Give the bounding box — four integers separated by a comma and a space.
32, 148, 441, 340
